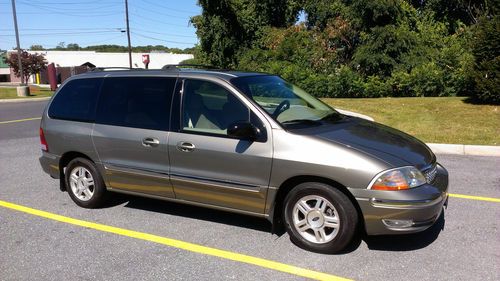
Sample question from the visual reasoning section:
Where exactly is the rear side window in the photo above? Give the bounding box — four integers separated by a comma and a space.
48, 78, 102, 122
96, 77, 176, 130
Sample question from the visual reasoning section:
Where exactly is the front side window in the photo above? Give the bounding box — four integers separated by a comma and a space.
231, 75, 340, 127
96, 77, 176, 130
181, 79, 251, 135
48, 78, 102, 122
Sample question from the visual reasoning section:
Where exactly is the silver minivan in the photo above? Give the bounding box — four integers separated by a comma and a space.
39, 66, 448, 253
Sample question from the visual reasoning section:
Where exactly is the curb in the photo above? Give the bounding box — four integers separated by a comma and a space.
0, 97, 51, 103
426, 143, 500, 157
0, 100, 497, 156
336, 110, 499, 157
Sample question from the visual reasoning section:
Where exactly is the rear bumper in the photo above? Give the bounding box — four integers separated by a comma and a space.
39, 151, 60, 179
353, 163, 449, 235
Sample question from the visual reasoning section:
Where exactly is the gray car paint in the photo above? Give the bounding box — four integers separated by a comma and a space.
39, 69, 448, 236
92, 124, 175, 198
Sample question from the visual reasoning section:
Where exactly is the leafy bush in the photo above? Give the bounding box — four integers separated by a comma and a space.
468, 15, 500, 104
363, 75, 391, 97
193, 0, 494, 101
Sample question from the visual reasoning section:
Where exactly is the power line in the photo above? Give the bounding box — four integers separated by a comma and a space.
1, 0, 198, 50
131, 27, 197, 39
0, 31, 122, 37
0, 10, 122, 17
13, 1, 122, 17
131, 31, 197, 45
132, 4, 192, 20
139, 0, 199, 15
17, 0, 121, 5
17, 1, 121, 12
130, 13, 193, 28
0, 27, 124, 31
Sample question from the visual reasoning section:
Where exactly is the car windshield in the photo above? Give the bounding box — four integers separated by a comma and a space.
231, 75, 340, 126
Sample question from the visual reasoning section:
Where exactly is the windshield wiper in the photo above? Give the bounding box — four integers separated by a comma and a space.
281, 119, 322, 126
320, 112, 344, 122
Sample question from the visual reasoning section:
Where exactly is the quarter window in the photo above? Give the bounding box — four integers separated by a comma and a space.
48, 78, 102, 122
96, 77, 176, 130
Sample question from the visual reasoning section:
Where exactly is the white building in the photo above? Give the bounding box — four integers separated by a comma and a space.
6, 50, 194, 83
25, 50, 194, 69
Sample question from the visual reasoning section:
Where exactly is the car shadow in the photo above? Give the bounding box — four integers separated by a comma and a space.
363, 211, 446, 251
108, 193, 272, 233
101, 193, 445, 253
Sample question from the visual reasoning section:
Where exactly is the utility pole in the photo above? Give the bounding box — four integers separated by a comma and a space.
125, 0, 132, 69
11, 0, 24, 85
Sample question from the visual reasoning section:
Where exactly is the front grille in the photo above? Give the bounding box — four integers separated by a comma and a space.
423, 164, 438, 184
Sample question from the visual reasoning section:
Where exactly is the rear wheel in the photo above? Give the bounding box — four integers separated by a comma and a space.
283, 182, 358, 253
65, 157, 107, 208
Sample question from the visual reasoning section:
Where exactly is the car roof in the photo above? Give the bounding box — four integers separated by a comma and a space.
73, 68, 270, 83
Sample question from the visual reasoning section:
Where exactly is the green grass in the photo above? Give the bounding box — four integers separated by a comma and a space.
0, 86, 54, 99
323, 97, 499, 145
0, 88, 497, 145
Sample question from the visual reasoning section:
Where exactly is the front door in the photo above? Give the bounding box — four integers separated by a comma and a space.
92, 76, 176, 198
168, 79, 273, 214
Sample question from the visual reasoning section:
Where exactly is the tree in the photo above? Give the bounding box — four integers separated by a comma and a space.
3, 51, 48, 84
191, 0, 302, 67
30, 45, 45, 51
56, 42, 66, 49
469, 14, 500, 103
302, 0, 349, 29
190, 0, 491, 99
407, 0, 489, 32
66, 43, 80, 50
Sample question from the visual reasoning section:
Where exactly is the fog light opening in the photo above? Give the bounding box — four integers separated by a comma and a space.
382, 219, 413, 228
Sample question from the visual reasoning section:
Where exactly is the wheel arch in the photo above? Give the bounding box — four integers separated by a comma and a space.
58, 151, 95, 191
270, 175, 365, 235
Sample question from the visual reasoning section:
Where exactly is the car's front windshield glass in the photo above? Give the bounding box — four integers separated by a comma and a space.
231, 75, 339, 126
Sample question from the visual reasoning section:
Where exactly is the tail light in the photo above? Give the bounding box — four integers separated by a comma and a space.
40, 127, 48, 152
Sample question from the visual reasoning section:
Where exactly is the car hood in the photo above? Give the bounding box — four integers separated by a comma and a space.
291, 116, 435, 169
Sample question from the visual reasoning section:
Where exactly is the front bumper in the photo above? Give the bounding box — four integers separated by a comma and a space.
39, 151, 60, 179
352, 163, 449, 235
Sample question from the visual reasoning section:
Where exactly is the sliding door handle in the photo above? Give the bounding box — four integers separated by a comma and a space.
142, 137, 160, 147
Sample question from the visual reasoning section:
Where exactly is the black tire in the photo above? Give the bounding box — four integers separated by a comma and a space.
283, 182, 358, 254
65, 157, 107, 208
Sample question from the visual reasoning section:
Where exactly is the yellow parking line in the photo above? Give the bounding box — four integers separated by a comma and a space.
0, 199, 351, 281
449, 193, 500, 203
0, 117, 41, 124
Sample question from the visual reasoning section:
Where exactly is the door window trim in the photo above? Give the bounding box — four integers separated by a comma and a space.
173, 77, 269, 142
94, 75, 178, 131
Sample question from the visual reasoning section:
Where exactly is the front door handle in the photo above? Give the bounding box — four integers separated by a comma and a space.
177, 141, 195, 152
142, 137, 160, 147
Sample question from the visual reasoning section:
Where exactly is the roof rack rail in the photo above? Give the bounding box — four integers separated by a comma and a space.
90, 67, 144, 72
161, 64, 220, 71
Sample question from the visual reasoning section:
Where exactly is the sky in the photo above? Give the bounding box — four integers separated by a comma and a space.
0, 0, 201, 50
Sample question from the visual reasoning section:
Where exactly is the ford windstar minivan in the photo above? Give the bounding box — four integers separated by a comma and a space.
39, 65, 448, 253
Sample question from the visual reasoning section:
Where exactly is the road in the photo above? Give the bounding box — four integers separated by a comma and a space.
0, 101, 499, 281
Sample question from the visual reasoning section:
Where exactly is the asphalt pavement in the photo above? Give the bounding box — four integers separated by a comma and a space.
0, 101, 499, 281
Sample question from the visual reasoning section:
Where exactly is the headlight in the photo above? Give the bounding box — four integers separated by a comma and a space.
369, 166, 427, 191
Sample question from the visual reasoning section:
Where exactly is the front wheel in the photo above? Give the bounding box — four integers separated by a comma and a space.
283, 182, 358, 254
65, 157, 107, 208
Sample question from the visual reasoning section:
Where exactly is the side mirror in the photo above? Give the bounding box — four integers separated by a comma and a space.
227, 121, 259, 140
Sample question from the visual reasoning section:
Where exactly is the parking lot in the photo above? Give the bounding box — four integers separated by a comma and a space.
1, 100, 499, 281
